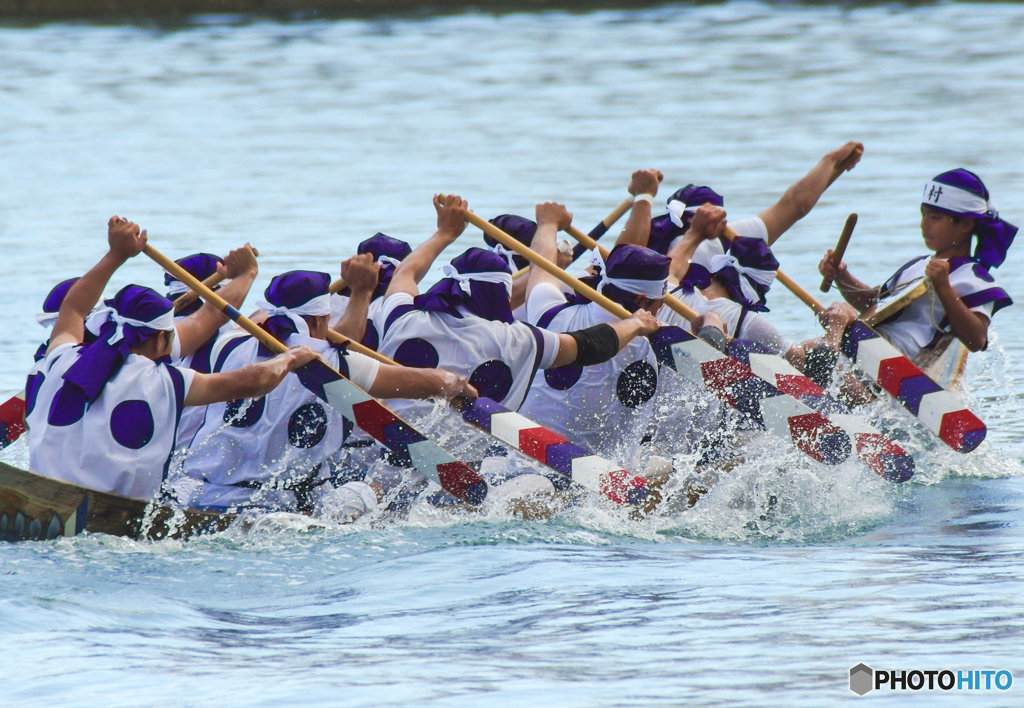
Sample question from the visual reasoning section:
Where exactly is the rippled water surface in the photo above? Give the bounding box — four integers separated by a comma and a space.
2, 2, 1024, 705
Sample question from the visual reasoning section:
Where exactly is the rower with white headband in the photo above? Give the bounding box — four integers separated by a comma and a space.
176, 268, 478, 520
818, 168, 1015, 359
329, 232, 412, 348
518, 193, 667, 463
25, 215, 321, 501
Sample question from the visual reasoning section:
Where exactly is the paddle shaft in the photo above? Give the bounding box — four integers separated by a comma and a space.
819, 213, 858, 293
173, 272, 227, 314
512, 196, 635, 279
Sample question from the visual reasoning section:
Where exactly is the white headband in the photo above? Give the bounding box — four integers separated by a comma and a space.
488, 243, 519, 273
377, 255, 402, 268
256, 293, 332, 337
91, 305, 175, 345
592, 253, 666, 299
666, 199, 700, 229
166, 278, 231, 298
36, 312, 59, 329
922, 181, 995, 216
708, 253, 776, 304
440, 264, 513, 297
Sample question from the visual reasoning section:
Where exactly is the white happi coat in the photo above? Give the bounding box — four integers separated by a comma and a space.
874, 256, 1007, 359
375, 292, 561, 412
518, 283, 659, 459
176, 332, 380, 510
26, 342, 195, 500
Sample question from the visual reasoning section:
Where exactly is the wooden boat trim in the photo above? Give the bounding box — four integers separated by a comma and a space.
0, 460, 233, 542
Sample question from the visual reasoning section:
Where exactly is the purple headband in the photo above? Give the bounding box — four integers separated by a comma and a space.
648, 184, 725, 255
62, 285, 174, 403
42, 278, 79, 314
597, 245, 670, 311
165, 253, 223, 316
341, 233, 412, 300
259, 270, 332, 344
415, 247, 514, 323
485, 214, 538, 270
709, 237, 779, 311
164, 252, 223, 289
923, 168, 1017, 269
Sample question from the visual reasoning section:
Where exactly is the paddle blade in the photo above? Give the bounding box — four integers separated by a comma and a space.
0, 392, 27, 449
841, 322, 985, 453
293, 360, 488, 504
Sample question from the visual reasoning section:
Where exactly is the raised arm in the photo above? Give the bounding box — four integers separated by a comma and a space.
184, 345, 319, 406
614, 169, 664, 248
667, 204, 727, 286
49, 216, 146, 354
385, 194, 468, 298
525, 201, 573, 297
331, 253, 380, 341
759, 141, 863, 245
175, 244, 258, 357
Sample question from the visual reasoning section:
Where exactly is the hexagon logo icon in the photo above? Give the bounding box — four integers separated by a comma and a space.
850, 663, 874, 695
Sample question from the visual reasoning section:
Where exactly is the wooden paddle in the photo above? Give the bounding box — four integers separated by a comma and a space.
563, 222, 913, 482
323, 330, 654, 507
722, 224, 986, 453
819, 213, 858, 293
173, 272, 227, 314
144, 243, 489, 505
455, 201, 854, 467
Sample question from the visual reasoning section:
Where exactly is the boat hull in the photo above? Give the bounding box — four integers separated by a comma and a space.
0, 460, 232, 542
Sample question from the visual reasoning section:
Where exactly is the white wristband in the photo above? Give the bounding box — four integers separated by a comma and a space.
632, 193, 655, 205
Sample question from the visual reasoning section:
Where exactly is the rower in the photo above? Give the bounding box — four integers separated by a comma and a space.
330, 232, 412, 347
483, 214, 575, 316
175, 268, 477, 519
816, 168, 1015, 363
517, 183, 669, 461
24, 216, 321, 501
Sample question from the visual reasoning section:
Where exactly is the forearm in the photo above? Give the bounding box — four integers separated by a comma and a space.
834, 271, 878, 312
50, 251, 126, 349
184, 351, 297, 406
386, 231, 456, 297
331, 290, 372, 341
526, 222, 563, 294
934, 285, 989, 351
667, 232, 704, 285
366, 365, 447, 400
614, 200, 653, 248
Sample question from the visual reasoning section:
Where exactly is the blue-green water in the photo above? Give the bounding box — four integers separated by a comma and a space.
2, 2, 1023, 705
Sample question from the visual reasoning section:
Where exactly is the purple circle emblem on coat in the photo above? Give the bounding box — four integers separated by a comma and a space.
224, 397, 266, 428
393, 338, 440, 368
47, 384, 89, 426
616, 360, 657, 408
288, 402, 329, 448
110, 399, 155, 449
469, 360, 514, 402
544, 364, 583, 391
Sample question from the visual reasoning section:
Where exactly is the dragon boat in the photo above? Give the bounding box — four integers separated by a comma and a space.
0, 459, 232, 542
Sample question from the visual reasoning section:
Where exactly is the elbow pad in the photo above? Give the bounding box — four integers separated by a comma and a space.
568, 323, 620, 366
697, 325, 727, 352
